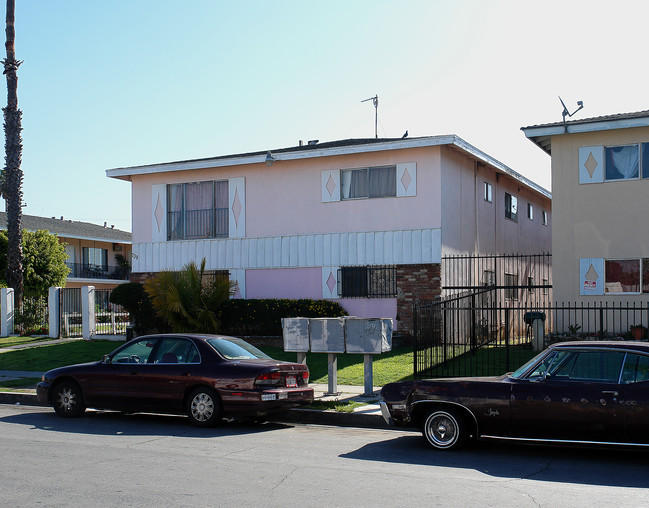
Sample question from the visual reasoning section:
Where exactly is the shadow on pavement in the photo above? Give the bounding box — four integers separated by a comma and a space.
340, 434, 649, 489
0, 408, 293, 438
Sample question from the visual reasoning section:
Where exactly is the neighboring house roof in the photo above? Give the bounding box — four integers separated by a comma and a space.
522, 110, 649, 156
107, 135, 551, 199
0, 212, 132, 243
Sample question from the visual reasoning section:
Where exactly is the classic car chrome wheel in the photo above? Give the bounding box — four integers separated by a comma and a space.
423, 409, 466, 450
52, 381, 86, 418
187, 387, 223, 427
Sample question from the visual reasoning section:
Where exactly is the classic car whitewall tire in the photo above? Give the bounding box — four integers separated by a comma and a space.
422, 408, 467, 450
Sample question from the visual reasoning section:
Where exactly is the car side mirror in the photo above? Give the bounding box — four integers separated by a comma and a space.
102, 354, 112, 365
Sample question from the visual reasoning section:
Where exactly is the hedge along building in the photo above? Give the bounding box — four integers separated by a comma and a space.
106, 136, 551, 335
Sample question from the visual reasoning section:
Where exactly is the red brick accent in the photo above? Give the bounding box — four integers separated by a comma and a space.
129, 272, 157, 284
396, 263, 441, 337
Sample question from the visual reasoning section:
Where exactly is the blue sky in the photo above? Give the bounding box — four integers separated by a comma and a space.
7, 0, 649, 231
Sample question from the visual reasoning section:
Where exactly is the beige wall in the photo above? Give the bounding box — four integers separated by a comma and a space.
441, 147, 551, 257
551, 125, 649, 303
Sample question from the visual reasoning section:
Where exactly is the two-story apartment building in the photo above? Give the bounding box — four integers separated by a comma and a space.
522, 110, 649, 305
107, 136, 551, 334
0, 213, 132, 290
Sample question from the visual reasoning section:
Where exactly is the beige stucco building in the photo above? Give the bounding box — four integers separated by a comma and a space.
523, 110, 649, 305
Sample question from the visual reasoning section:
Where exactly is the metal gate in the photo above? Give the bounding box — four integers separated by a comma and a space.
60, 288, 82, 338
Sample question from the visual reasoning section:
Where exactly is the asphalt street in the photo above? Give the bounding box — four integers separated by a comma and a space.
1, 404, 648, 507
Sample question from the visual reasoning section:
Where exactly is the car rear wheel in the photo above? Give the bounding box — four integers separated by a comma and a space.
186, 387, 223, 427
422, 408, 467, 450
52, 380, 86, 418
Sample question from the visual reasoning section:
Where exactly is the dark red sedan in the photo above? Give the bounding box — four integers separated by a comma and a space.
381, 341, 649, 450
37, 334, 313, 426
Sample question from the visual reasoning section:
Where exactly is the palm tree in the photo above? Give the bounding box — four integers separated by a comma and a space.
2, 0, 23, 307
144, 258, 236, 333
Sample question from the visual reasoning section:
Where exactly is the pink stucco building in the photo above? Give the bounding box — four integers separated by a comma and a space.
107, 136, 551, 334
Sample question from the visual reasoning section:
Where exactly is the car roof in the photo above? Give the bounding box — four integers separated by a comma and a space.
551, 341, 649, 353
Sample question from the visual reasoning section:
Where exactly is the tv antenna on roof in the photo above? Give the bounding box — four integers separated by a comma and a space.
361, 95, 378, 138
559, 96, 584, 132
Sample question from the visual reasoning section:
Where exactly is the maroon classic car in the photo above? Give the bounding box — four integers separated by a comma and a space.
37, 334, 313, 426
381, 341, 649, 450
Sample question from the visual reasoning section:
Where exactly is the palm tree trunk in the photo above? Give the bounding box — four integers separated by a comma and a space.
3, 0, 23, 307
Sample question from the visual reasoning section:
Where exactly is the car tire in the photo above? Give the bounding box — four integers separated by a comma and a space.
52, 380, 86, 418
186, 387, 223, 427
422, 408, 467, 450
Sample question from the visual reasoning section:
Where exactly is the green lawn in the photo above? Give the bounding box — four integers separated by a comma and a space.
0, 339, 414, 386
0, 336, 57, 349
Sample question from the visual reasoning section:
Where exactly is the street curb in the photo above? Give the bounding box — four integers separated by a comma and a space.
0, 391, 44, 407
0, 391, 389, 429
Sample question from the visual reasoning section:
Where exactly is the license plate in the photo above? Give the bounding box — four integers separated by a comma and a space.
286, 376, 297, 388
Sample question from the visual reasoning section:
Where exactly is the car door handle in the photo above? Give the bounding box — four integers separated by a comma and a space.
601, 391, 619, 396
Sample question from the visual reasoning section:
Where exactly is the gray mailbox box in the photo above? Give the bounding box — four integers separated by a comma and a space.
344, 318, 392, 354
281, 317, 310, 353
308, 318, 346, 353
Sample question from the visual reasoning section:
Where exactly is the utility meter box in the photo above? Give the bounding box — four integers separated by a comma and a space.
281, 317, 310, 352
309, 317, 346, 353
344, 318, 393, 354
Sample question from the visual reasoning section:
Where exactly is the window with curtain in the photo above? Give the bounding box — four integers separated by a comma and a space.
341, 166, 396, 199
167, 181, 229, 240
82, 247, 108, 270
605, 145, 640, 180
605, 259, 640, 293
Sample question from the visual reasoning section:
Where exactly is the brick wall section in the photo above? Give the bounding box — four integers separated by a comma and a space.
396, 263, 441, 337
130, 272, 156, 284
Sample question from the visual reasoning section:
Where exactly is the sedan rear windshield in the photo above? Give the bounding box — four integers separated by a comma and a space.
206, 338, 271, 360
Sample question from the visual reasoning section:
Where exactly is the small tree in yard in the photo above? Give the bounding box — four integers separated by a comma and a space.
0, 229, 68, 296
144, 258, 236, 333
109, 282, 157, 335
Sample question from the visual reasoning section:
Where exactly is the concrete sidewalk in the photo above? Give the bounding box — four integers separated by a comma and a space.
0, 372, 388, 429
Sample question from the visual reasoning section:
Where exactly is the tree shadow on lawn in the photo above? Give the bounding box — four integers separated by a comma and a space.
1, 408, 294, 438
340, 434, 649, 489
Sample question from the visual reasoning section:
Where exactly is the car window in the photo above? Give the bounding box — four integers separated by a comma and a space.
522, 350, 571, 379
113, 339, 157, 364
551, 350, 626, 383
621, 353, 649, 384
151, 338, 201, 364
206, 337, 271, 360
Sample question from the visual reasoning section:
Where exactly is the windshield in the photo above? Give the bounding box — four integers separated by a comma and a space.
206, 337, 271, 360
509, 350, 553, 379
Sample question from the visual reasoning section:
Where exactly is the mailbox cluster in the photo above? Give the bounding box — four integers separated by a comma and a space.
282, 317, 393, 354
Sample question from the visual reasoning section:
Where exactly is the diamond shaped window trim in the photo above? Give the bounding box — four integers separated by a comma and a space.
584, 152, 599, 179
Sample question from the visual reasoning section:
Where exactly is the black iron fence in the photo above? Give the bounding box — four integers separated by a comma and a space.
14, 295, 49, 336
413, 295, 649, 379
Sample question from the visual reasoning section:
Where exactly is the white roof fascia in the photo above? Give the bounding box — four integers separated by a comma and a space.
523, 117, 649, 139
54, 233, 132, 244
106, 134, 550, 198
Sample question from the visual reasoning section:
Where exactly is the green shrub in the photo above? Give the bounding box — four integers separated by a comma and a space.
110, 282, 161, 335
217, 299, 348, 336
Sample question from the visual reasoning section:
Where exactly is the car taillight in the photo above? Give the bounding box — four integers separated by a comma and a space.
302, 370, 309, 385
255, 371, 282, 386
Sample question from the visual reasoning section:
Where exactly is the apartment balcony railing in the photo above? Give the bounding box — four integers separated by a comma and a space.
66, 263, 130, 281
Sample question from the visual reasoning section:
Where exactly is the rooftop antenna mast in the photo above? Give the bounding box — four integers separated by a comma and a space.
361, 95, 378, 138
559, 96, 584, 132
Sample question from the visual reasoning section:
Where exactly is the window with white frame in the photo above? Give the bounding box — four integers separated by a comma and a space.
167, 181, 229, 240
505, 193, 518, 222
82, 247, 108, 271
605, 143, 649, 181
604, 259, 648, 294
341, 166, 396, 200
527, 203, 533, 220
542, 210, 548, 226
484, 182, 492, 203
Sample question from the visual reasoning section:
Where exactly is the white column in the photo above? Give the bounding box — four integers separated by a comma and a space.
48, 287, 61, 339
1, 288, 14, 337
82, 286, 95, 340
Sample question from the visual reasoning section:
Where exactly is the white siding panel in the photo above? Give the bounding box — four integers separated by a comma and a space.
315, 235, 324, 266
131, 228, 443, 274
